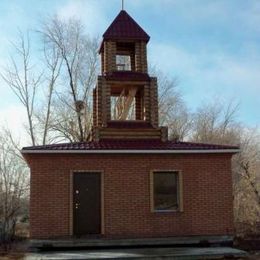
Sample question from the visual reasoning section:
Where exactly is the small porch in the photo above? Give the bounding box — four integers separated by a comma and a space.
31, 235, 234, 249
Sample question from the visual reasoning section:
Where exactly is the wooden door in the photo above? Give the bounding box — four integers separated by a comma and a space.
73, 172, 101, 236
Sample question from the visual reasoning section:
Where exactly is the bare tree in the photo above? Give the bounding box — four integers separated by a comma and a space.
232, 129, 260, 235
191, 100, 240, 145
0, 30, 62, 146
2, 16, 99, 145
0, 129, 29, 243
151, 67, 191, 140
39, 16, 99, 142
0, 32, 42, 146
40, 40, 62, 145
191, 100, 260, 235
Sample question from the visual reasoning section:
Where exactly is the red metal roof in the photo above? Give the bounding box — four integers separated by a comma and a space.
22, 140, 239, 152
103, 10, 150, 42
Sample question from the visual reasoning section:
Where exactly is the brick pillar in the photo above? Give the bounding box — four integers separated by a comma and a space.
92, 127, 100, 142
101, 52, 104, 74
140, 41, 148, 73
130, 52, 135, 71
96, 77, 103, 127
106, 84, 111, 122
93, 88, 97, 127
135, 92, 143, 120
144, 84, 150, 122
150, 78, 159, 127
104, 42, 108, 73
161, 127, 168, 142
135, 42, 142, 72
104, 41, 116, 72
110, 42, 117, 71
101, 78, 107, 127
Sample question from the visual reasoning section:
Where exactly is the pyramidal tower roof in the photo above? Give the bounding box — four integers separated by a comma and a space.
103, 10, 150, 42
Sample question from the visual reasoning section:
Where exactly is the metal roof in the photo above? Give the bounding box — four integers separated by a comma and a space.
22, 140, 239, 154
103, 10, 150, 42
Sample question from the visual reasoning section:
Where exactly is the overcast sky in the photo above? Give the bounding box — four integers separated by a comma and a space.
0, 0, 259, 141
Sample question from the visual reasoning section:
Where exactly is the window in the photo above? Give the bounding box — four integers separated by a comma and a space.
116, 55, 131, 71
151, 171, 183, 212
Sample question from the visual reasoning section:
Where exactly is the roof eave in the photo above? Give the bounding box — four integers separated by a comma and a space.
21, 149, 240, 154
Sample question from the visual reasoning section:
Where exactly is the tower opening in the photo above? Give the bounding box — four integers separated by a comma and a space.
110, 86, 145, 121
116, 42, 135, 71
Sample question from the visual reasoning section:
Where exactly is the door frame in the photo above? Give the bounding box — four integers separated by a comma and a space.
69, 170, 105, 236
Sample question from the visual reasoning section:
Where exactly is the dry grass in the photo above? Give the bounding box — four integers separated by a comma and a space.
0, 253, 25, 260
0, 241, 28, 260
0, 223, 29, 260
15, 223, 29, 239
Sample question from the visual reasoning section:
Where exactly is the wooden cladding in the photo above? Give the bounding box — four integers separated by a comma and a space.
104, 41, 117, 73
99, 127, 162, 140
92, 74, 166, 141
101, 40, 148, 73
150, 78, 159, 127
135, 41, 148, 73
93, 36, 167, 141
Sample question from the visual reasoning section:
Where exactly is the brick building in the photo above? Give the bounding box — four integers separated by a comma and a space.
22, 10, 239, 240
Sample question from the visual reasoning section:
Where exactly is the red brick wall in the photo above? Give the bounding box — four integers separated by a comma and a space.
25, 153, 234, 239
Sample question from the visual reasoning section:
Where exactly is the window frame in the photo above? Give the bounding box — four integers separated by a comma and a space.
116, 54, 132, 71
150, 170, 183, 213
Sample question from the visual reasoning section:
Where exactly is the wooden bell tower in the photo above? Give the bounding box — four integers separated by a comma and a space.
92, 10, 168, 141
